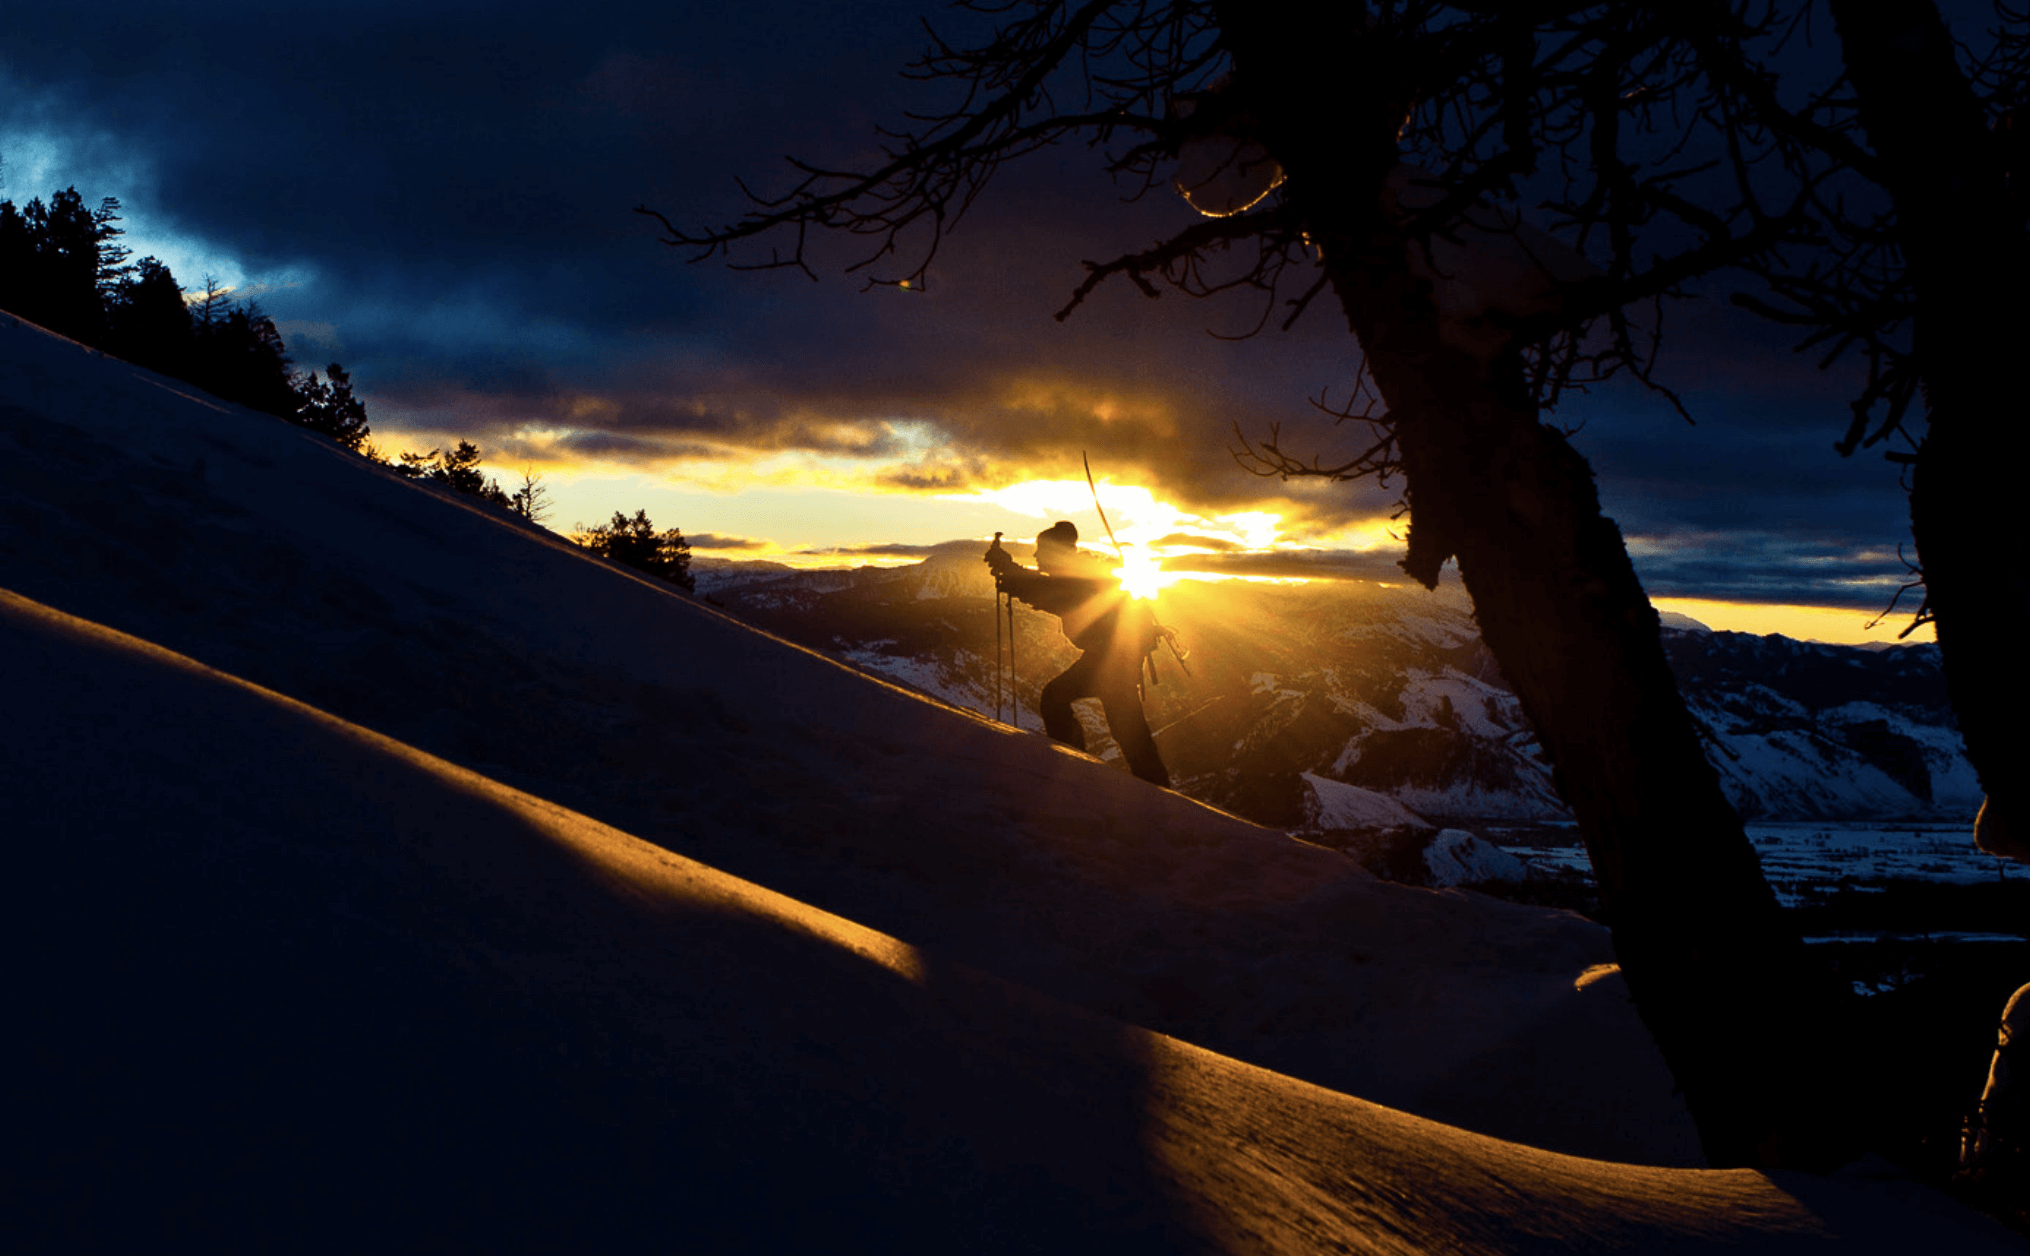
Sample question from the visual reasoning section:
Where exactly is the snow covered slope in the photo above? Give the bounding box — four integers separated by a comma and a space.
4, 313, 2017, 1249
12, 587, 2017, 1253
0, 312, 1689, 1160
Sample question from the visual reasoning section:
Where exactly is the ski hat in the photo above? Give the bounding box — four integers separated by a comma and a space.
1036, 521, 1078, 551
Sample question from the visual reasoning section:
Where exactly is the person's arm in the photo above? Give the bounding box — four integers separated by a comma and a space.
996, 563, 1052, 607
984, 544, 1064, 610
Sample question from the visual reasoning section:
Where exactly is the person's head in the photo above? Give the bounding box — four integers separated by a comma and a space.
1035, 521, 1079, 573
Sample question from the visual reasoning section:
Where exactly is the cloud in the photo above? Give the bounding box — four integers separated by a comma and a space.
1152, 532, 1241, 552
275, 320, 342, 357
0, 0, 1928, 611
1164, 549, 1411, 582
1623, 529, 1918, 610
796, 541, 943, 558
685, 532, 770, 552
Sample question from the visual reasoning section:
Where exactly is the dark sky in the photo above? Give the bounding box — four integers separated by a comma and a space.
1, 1, 1966, 637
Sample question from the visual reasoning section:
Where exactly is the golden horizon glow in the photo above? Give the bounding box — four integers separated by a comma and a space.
364, 436, 1924, 645
1177, 572, 1314, 586
1651, 596, 1935, 645
736, 550, 923, 571
952, 477, 1321, 557
679, 548, 1917, 645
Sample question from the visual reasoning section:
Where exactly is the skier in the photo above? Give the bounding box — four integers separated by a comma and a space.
985, 522, 1169, 787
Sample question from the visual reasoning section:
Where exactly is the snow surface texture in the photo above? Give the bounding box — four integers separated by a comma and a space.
5, 313, 2021, 1251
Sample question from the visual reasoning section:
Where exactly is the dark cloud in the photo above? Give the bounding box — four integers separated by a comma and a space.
1624, 532, 1917, 611
540, 430, 714, 461
0, 0, 1929, 607
1569, 375, 1915, 555
686, 533, 770, 552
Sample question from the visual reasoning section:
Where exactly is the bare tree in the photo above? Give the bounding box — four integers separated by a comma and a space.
641, 0, 1896, 1168
192, 274, 228, 328
509, 466, 553, 527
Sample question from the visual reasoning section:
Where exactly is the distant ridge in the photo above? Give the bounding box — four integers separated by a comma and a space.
696, 551, 1975, 827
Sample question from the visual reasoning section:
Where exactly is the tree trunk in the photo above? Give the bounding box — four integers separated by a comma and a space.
1212, 3, 1855, 1169
1828, 0, 2030, 861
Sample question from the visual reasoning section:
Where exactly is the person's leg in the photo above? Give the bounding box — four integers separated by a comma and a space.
1039, 653, 1096, 750
1098, 667, 1169, 787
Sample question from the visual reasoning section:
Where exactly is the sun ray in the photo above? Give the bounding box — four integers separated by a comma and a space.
1112, 545, 1181, 600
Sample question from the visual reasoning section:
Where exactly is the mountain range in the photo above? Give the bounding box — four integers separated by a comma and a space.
696, 549, 1980, 841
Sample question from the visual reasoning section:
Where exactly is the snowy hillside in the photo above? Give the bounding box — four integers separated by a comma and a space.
5, 312, 2020, 1251
699, 554, 1979, 833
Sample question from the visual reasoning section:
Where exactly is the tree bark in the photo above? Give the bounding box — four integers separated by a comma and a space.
1828, 0, 2030, 862
1212, 2, 1855, 1168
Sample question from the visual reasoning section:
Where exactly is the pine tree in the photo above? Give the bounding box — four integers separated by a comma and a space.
393, 440, 511, 508
0, 198, 33, 316
292, 363, 372, 451
91, 196, 132, 302
192, 301, 297, 418
11, 188, 107, 343
105, 257, 194, 375
574, 510, 694, 591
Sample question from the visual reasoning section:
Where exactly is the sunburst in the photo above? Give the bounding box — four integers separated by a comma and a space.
1112, 546, 1179, 601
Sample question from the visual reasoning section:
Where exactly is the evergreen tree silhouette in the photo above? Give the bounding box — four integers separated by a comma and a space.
575, 510, 694, 591
91, 197, 131, 302
104, 257, 194, 375
0, 200, 33, 318
1, 181, 370, 448
191, 300, 298, 418
393, 440, 512, 508
436, 440, 490, 495
3, 188, 107, 344
293, 363, 372, 451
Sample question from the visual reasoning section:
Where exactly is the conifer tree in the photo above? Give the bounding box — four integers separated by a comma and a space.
14, 189, 107, 343
293, 363, 372, 451
91, 196, 131, 301
574, 509, 695, 591
191, 301, 297, 418
104, 257, 194, 375
393, 440, 513, 508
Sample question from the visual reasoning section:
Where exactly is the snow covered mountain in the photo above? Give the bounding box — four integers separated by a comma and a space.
6, 312, 2019, 1251
695, 554, 1979, 837
1665, 630, 1978, 820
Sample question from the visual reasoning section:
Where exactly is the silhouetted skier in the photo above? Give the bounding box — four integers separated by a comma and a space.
986, 522, 1169, 787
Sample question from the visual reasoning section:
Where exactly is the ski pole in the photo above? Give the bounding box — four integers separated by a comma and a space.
993, 539, 1004, 724
1007, 593, 1018, 730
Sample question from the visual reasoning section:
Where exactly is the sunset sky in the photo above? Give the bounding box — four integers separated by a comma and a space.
2, 0, 1967, 642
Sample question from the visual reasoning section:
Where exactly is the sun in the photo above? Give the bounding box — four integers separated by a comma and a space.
1112, 546, 1178, 601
